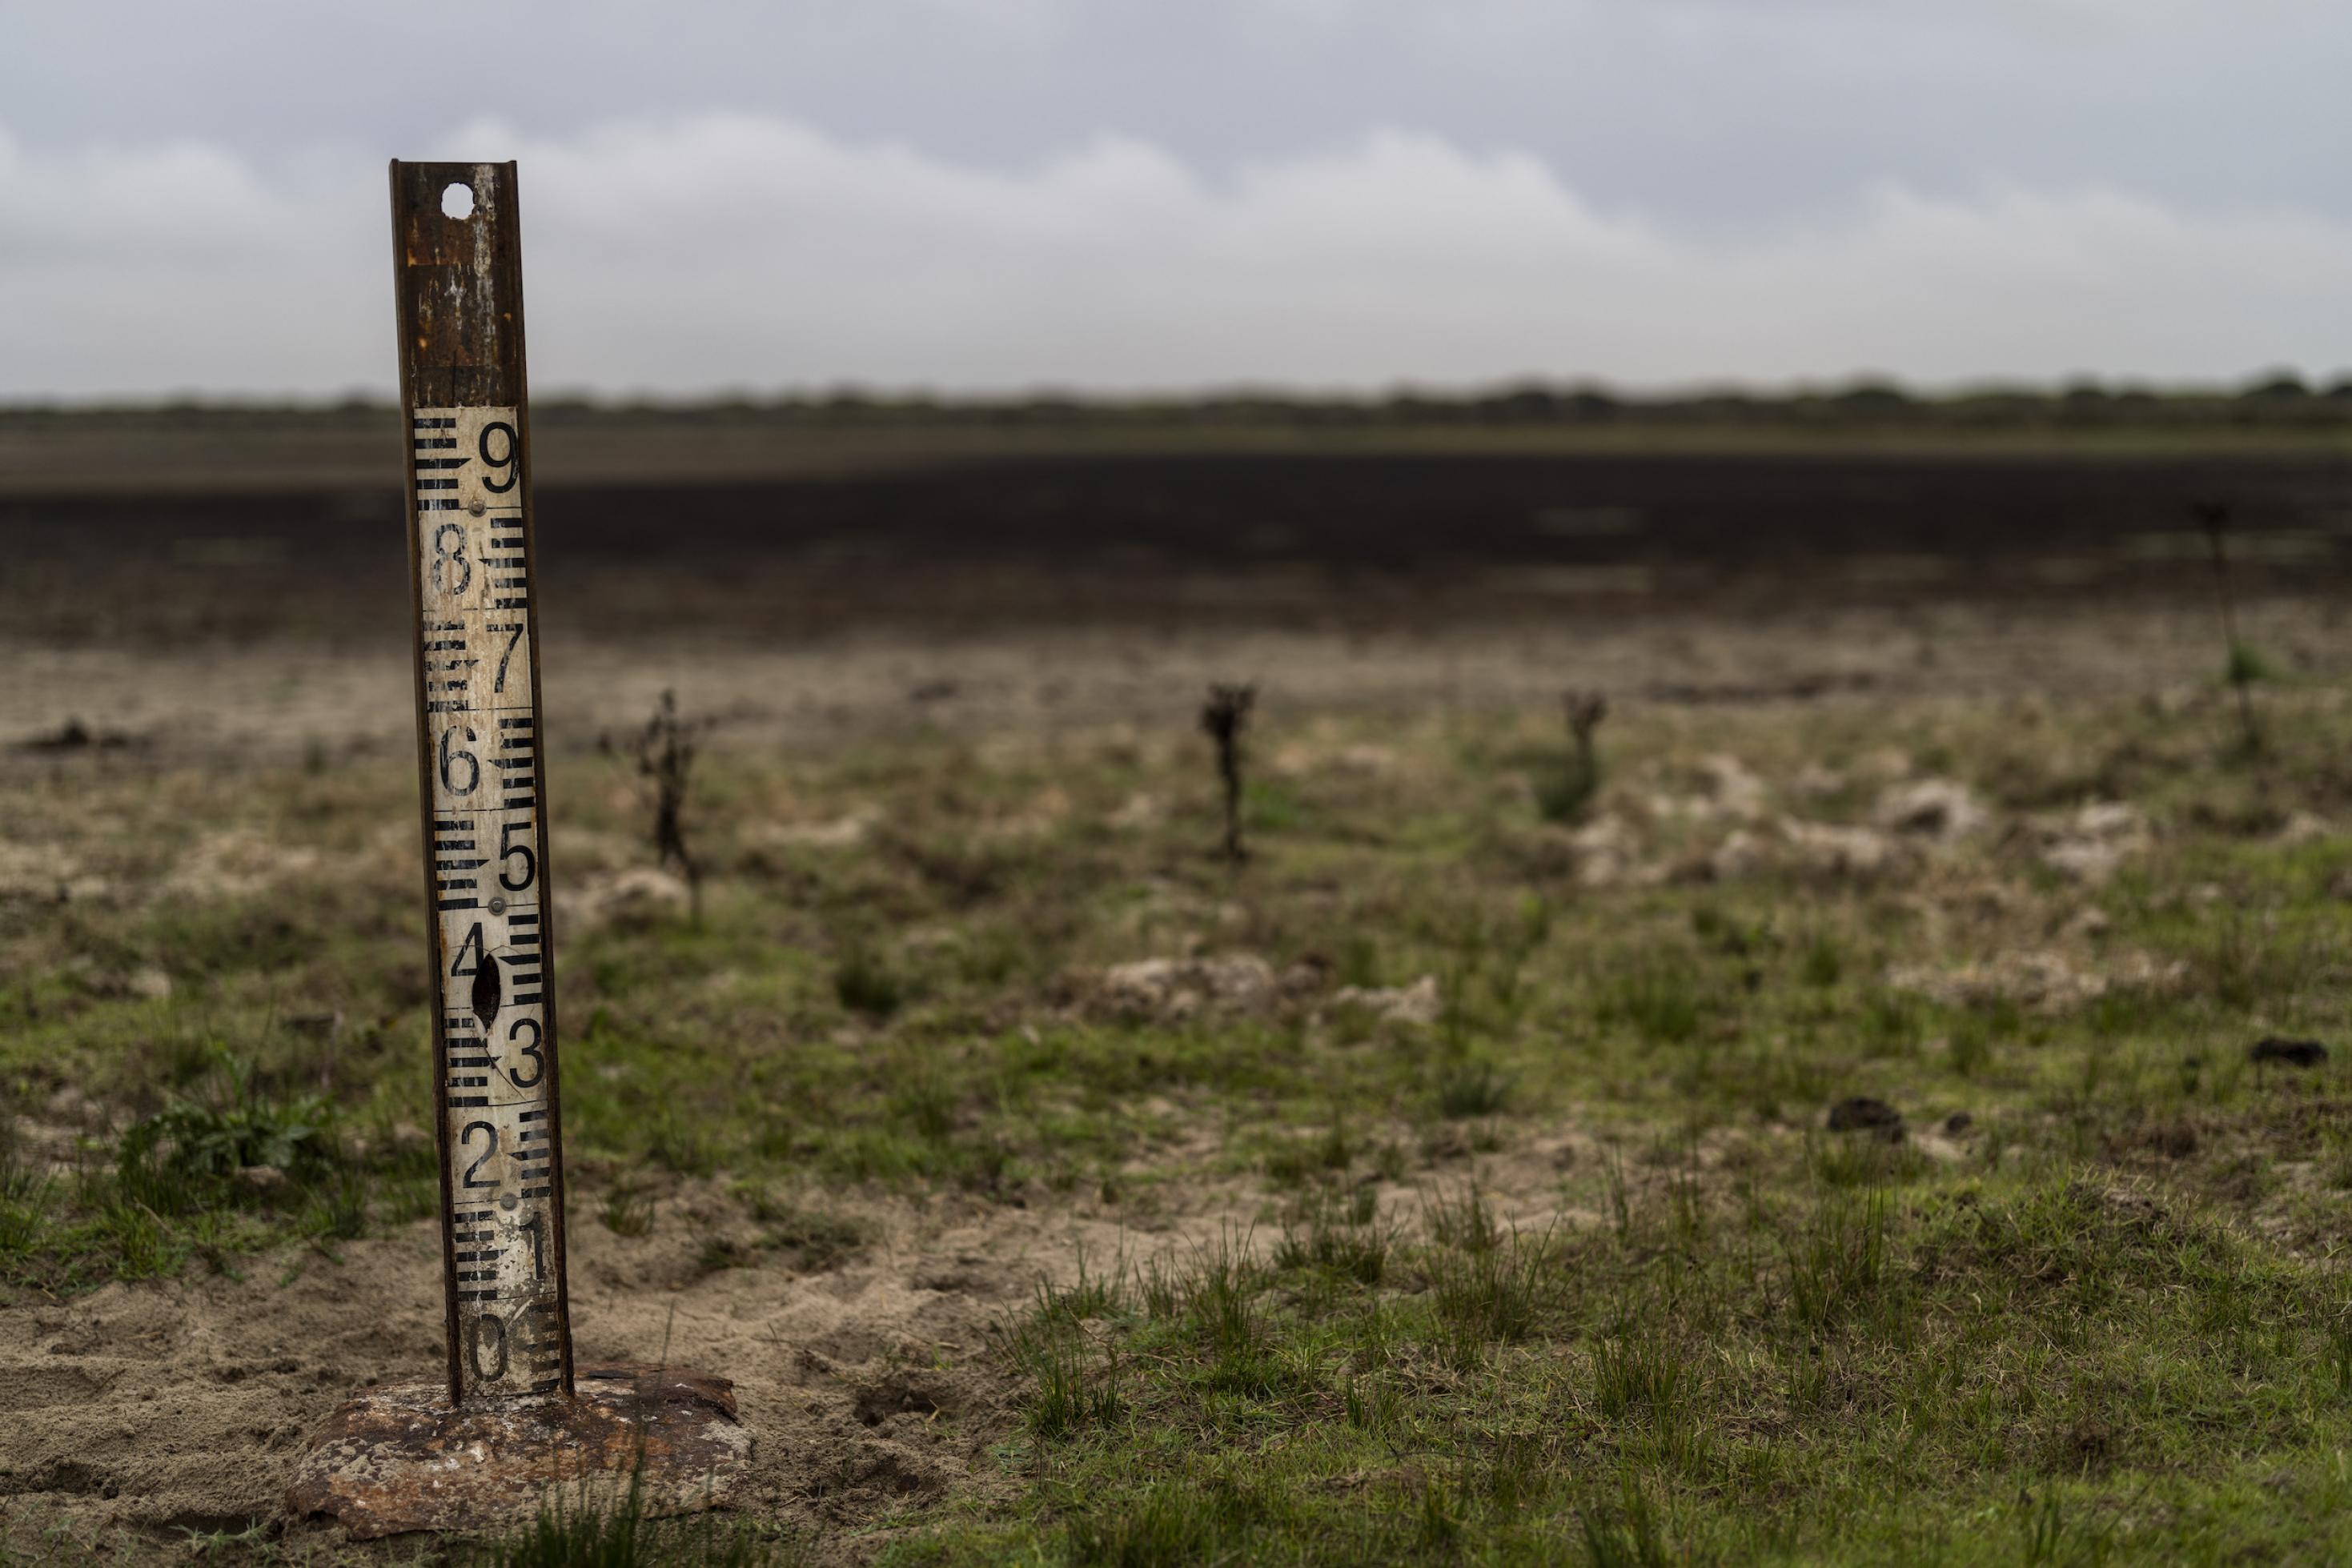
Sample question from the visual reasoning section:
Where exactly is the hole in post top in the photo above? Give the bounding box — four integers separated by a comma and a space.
440, 182, 476, 219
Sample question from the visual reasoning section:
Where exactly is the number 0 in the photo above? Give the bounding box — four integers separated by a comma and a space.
468, 1311, 508, 1380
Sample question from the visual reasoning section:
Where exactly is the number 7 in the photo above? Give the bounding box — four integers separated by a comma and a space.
490, 622, 525, 693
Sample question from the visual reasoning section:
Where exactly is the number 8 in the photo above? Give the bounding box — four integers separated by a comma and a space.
431, 522, 471, 595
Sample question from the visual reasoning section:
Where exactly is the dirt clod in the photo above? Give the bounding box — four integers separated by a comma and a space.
2250, 1037, 2328, 1069
1827, 1096, 1904, 1141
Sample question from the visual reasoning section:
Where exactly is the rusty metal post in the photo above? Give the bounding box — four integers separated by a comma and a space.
387, 160, 574, 1408
287, 163, 749, 1537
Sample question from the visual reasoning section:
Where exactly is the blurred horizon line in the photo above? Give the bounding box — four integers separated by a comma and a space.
9, 367, 2352, 423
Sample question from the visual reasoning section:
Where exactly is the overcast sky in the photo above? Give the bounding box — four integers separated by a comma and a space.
4, 0, 2348, 399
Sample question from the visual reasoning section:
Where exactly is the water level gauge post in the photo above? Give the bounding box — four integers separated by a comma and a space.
285, 161, 750, 1538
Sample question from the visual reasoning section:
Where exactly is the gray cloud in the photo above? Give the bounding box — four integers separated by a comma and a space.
9, 1, 2350, 225
4, 114, 2346, 399
4, 3, 2347, 395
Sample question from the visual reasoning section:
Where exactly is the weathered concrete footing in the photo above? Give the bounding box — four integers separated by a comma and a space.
286, 1364, 752, 1539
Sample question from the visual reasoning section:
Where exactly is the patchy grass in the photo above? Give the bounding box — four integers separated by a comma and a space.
13, 687, 2352, 1557
928, 1163, 2352, 1563
471, 1463, 795, 1567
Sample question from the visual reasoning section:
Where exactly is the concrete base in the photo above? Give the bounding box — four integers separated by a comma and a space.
286, 1365, 753, 1539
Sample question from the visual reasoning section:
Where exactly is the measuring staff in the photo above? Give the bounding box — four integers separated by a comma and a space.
391, 161, 573, 1406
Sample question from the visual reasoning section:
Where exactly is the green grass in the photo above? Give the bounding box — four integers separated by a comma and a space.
469, 1463, 794, 1567
0, 1049, 394, 1289
15, 689, 2352, 1558
918, 1161, 2352, 1563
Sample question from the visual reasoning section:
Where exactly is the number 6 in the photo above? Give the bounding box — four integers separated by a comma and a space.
439, 726, 479, 795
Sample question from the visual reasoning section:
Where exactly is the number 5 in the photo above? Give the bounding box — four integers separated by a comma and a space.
499, 820, 536, 891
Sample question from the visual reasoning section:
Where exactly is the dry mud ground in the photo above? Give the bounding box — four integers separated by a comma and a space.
0, 1137, 1591, 1558
3, 584, 2350, 1562
7, 595, 2349, 771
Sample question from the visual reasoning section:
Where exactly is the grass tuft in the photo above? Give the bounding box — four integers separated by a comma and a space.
833, 942, 906, 1019
1436, 1057, 1514, 1117
1599, 957, 1705, 1045
601, 1185, 656, 1238
471, 1463, 781, 1567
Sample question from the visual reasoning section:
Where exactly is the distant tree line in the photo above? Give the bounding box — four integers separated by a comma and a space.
13, 371, 2352, 432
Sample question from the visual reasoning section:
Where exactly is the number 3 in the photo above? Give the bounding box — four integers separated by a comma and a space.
506, 1017, 545, 1089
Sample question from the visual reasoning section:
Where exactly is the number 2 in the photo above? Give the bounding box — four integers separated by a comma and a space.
460, 1121, 499, 1187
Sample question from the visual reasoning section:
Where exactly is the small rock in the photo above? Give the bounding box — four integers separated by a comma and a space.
1106, 792, 1163, 831
2058, 907, 2111, 942
1278, 953, 1336, 1001
1874, 779, 1988, 843
1704, 829, 1771, 881
1093, 955, 1277, 1022
2274, 811, 2334, 848
1693, 756, 1769, 821
1567, 813, 1651, 889
1827, 1096, 1904, 1141
576, 866, 693, 931
1328, 975, 1443, 1027
1852, 746, 1912, 783
1789, 764, 1845, 800
1887, 948, 2185, 1013
2037, 801, 2150, 888
2250, 1037, 2328, 1069
1782, 820, 1902, 880
756, 809, 881, 850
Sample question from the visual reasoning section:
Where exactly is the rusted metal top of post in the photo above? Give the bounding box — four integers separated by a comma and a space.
391, 161, 529, 410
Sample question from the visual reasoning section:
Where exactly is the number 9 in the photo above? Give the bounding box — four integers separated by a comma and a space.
480, 421, 520, 494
